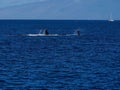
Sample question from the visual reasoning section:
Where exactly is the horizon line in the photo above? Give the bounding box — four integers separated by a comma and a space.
0, 19, 119, 21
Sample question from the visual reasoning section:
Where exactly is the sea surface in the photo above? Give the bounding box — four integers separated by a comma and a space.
0, 20, 120, 90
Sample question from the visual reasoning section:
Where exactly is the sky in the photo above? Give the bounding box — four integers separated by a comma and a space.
0, 0, 44, 8
0, 0, 119, 19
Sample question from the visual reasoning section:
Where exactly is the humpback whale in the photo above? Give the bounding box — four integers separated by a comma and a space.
27, 29, 58, 36
27, 29, 80, 37
75, 30, 80, 36
43, 29, 49, 35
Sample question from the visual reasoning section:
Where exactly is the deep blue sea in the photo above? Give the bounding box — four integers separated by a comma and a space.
0, 20, 120, 90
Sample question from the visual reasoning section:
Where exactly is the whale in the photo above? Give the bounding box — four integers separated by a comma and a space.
26, 29, 80, 37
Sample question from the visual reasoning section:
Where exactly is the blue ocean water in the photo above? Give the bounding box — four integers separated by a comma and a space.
0, 20, 120, 90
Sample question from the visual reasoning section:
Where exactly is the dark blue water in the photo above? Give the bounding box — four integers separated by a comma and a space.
0, 20, 120, 90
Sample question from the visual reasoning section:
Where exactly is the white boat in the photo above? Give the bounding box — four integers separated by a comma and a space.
108, 14, 114, 22
109, 19, 114, 22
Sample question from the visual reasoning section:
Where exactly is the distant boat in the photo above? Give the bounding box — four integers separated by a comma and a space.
108, 14, 114, 22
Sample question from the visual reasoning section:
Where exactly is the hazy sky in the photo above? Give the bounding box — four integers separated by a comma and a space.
0, 0, 119, 19
0, 0, 44, 8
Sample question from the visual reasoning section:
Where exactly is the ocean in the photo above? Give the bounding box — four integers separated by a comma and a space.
0, 20, 120, 90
